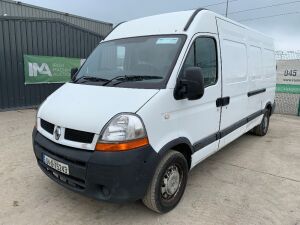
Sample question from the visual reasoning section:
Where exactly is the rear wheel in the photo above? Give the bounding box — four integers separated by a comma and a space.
142, 150, 188, 213
252, 109, 270, 136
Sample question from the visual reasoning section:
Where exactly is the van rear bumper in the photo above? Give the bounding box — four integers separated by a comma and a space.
32, 128, 159, 203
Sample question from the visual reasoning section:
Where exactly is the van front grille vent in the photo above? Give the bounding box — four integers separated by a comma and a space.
64, 128, 94, 144
40, 119, 55, 134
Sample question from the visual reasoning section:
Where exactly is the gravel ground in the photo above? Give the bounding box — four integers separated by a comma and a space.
0, 109, 299, 225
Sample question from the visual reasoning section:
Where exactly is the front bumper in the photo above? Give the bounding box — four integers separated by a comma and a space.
32, 128, 160, 203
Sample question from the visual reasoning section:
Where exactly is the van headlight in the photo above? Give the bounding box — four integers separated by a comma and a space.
95, 113, 149, 151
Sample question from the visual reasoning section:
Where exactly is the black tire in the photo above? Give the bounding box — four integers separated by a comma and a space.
252, 109, 270, 136
142, 150, 188, 213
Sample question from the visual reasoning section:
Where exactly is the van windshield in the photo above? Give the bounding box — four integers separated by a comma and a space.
75, 35, 186, 89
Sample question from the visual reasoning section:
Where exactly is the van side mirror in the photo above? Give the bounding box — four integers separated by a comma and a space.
174, 67, 204, 100
71, 67, 78, 81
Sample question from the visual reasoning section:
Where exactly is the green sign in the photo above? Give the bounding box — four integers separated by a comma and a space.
276, 84, 300, 94
24, 55, 83, 84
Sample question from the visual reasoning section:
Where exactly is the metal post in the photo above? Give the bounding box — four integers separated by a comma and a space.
225, 0, 229, 17
298, 98, 300, 116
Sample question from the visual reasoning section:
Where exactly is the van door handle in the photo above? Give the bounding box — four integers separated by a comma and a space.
216, 96, 230, 107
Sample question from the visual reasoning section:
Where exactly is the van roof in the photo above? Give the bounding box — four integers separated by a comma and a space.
105, 10, 198, 41
105, 9, 272, 42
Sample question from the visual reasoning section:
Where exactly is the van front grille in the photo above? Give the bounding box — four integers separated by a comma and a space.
39, 161, 86, 190
40, 119, 55, 134
35, 140, 88, 190
64, 128, 94, 144
40, 119, 94, 144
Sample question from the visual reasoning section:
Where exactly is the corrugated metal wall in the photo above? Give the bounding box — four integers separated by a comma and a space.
0, 17, 103, 110
0, 0, 113, 36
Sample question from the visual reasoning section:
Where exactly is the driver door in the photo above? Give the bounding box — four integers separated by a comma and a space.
176, 34, 222, 167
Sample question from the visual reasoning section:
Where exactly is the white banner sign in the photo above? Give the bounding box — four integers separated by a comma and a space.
276, 60, 300, 93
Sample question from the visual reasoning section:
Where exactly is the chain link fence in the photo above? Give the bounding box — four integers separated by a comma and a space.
275, 93, 300, 116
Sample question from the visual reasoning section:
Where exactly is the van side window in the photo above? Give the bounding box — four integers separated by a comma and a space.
182, 37, 217, 87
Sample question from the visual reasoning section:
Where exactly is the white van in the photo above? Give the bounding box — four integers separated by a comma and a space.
32, 9, 276, 213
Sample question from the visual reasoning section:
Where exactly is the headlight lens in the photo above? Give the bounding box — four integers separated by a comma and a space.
96, 114, 148, 151
101, 114, 146, 142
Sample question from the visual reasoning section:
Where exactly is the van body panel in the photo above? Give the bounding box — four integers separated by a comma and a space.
186, 11, 218, 36
216, 17, 275, 148
138, 45, 222, 152
136, 89, 182, 153
217, 18, 251, 131
218, 123, 247, 150
141, 32, 222, 156
191, 141, 219, 168
38, 83, 159, 134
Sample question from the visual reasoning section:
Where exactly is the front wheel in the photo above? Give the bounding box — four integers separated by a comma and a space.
252, 110, 270, 136
142, 150, 188, 213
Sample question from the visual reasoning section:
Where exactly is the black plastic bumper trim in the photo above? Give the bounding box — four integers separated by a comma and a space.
193, 109, 265, 152
32, 129, 160, 203
194, 133, 219, 150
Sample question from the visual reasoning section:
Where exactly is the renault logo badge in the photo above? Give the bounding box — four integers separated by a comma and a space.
54, 126, 61, 140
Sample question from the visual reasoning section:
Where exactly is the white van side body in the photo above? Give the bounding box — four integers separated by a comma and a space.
105, 10, 276, 168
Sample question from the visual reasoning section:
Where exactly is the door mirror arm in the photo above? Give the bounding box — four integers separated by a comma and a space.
174, 80, 187, 100
70, 67, 78, 82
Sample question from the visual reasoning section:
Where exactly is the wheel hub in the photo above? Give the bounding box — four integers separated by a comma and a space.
161, 165, 181, 199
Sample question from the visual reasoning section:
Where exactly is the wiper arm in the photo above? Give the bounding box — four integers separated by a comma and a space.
74, 75, 109, 83
103, 75, 163, 86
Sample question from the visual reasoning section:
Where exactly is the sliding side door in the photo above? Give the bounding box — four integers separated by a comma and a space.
216, 18, 249, 148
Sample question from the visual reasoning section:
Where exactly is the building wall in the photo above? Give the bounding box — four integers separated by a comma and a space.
0, 0, 113, 37
0, 17, 103, 110
275, 54, 300, 116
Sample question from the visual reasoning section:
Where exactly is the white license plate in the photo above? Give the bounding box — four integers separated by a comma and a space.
43, 154, 69, 175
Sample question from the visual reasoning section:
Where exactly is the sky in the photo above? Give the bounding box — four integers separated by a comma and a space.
14, 0, 300, 50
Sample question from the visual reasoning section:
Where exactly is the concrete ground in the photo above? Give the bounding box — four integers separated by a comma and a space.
0, 109, 299, 225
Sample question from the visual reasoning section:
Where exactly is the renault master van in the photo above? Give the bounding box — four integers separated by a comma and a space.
32, 9, 276, 213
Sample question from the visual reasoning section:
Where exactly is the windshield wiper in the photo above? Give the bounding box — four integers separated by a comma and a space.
74, 75, 109, 83
103, 75, 163, 86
